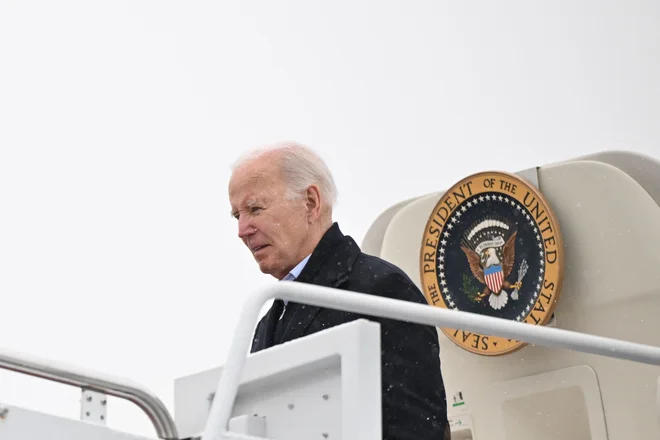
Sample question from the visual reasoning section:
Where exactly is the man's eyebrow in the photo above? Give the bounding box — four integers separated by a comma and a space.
229, 198, 262, 217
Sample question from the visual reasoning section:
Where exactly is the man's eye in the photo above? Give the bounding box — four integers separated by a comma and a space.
250, 207, 263, 214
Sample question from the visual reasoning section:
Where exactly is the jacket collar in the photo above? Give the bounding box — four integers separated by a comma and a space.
276, 222, 361, 344
294, 222, 360, 288
252, 222, 362, 351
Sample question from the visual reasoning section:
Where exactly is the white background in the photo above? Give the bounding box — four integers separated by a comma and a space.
1, 0, 659, 437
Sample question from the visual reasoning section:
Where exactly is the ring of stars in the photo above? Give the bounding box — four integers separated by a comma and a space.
437, 193, 546, 321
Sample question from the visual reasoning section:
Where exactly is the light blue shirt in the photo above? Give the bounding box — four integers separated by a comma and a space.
281, 254, 311, 305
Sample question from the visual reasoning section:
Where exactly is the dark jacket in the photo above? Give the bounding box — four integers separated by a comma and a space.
251, 223, 449, 439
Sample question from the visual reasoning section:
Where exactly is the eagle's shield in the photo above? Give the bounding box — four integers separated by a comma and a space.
484, 265, 503, 293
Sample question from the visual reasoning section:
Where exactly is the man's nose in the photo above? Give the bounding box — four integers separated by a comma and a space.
237, 217, 256, 239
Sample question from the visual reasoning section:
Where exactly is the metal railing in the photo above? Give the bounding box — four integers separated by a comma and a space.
0, 347, 178, 440
201, 282, 660, 440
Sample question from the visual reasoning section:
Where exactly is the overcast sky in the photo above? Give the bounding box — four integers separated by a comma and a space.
1, 0, 659, 437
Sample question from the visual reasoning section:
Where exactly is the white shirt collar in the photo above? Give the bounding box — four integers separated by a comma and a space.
284, 254, 311, 281
280, 254, 311, 304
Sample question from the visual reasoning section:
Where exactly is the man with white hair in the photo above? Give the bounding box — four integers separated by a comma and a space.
228, 142, 450, 440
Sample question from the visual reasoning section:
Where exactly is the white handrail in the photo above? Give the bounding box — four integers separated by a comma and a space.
0, 347, 178, 439
202, 282, 660, 440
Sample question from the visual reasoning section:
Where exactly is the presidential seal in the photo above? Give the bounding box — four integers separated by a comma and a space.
420, 171, 564, 356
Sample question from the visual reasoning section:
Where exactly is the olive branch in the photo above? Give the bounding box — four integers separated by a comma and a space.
462, 273, 481, 303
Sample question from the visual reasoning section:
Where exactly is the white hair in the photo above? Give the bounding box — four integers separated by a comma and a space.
231, 142, 338, 208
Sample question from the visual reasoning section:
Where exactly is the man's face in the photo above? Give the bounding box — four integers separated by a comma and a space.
228, 157, 311, 279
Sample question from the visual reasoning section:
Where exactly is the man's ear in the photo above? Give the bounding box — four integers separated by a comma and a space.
304, 184, 322, 222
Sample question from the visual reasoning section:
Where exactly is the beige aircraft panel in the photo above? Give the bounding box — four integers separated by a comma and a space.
368, 152, 660, 440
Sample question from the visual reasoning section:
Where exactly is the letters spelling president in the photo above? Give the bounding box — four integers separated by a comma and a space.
228, 142, 450, 440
